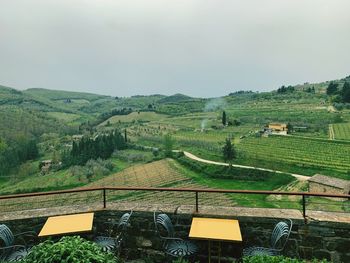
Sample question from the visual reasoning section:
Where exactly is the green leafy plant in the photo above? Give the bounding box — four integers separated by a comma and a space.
242, 255, 330, 263
172, 258, 199, 263
21, 236, 120, 263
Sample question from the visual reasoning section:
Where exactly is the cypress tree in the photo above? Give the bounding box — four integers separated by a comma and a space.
222, 111, 227, 126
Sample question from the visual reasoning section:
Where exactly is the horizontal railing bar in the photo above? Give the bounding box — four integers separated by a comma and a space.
0, 187, 104, 200
0, 186, 349, 201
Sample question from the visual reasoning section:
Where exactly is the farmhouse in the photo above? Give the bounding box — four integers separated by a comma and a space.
308, 174, 350, 201
268, 123, 288, 132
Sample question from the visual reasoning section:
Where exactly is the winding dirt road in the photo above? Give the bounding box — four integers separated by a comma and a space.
180, 151, 311, 181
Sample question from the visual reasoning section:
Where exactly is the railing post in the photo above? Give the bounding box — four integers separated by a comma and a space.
103, 188, 106, 209
195, 191, 199, 212
302, 194, 306, 221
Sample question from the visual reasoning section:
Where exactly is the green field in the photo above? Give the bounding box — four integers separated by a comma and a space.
100, 112, 168, 126
237, 135, 350, 177
1, 78, 350, 207
333, 123, 350, 140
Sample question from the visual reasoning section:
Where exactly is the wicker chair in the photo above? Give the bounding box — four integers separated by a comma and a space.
0, 224, 36, 262
243, 219, 293, 256
94, 211, 132, 254
154, 210, 198, 258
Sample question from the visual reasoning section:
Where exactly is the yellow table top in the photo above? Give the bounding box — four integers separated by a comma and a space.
189, 217, 242, 242
38, 212, 94, 237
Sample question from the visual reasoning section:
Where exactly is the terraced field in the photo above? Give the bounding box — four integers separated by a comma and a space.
333, 123, 350, 140
89, 159, 235, 207
0, 160, 235, 213
237, 135, 350, 173
88, 159, 188, 188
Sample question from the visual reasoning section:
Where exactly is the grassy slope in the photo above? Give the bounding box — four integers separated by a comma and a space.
0, 158, 129, 194
99, 112, 168, 126
2, 76, 350, 196
169, 160, 299, 208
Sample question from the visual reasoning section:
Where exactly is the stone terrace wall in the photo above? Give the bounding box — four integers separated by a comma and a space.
1, 205, 349, 263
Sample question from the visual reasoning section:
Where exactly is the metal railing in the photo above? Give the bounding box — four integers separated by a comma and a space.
0, 187, 349, 220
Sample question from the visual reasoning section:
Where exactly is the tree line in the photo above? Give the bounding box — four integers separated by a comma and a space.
277, 85, 295, 93
0, 138, 38, 176
327, 81, 350, 103
63, 130, 127, 166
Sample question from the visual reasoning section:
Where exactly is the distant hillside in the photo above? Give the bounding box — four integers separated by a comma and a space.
0, 85, 76, 141
158, 93, 194, 103
24, 88, 108, 101
290, 75, 350, 93
0, 85, 24, 105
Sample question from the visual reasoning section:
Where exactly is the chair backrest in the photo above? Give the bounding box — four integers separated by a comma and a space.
270, 219, 293, 250
154, 211, 175, 239
0, 224, 14, 247
117, 211, 133, 233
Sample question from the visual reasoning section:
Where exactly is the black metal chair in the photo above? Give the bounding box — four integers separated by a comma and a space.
243, 219, 293, 256
94, 210, 132, 254
154, 210, 198, 258
0, 224, 36, 262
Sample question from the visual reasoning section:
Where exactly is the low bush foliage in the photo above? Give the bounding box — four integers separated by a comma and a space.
243, 255, 330, 263
21, 236, 119, 263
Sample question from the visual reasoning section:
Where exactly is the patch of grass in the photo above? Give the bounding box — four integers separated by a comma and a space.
46, 112, 81, 122
169, 159, 298, 209
100, 112, 168, 126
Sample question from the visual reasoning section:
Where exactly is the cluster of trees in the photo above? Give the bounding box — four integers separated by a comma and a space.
0, 138, 38, 176
222, 111, 241, 126
97, 107, 132, 124
228, 90, 254, 96
80, 108, 133, 132
277, 85, 295, 93
304, 87, 315, 93
327, 82, 350, 103
64, 130, 126, 166
69, 158, 114, 182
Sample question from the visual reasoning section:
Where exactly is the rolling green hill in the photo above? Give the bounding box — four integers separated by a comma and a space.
1, 75, 350, 191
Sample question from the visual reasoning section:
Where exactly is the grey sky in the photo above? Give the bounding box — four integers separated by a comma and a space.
1, 0, 349, 97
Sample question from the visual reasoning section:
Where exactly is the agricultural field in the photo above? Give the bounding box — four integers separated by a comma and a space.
88, 159, 189, 188
99, 112, 168, 126
1, 80, 350, 212
236, 135, 350, 178
332, 123, 350, 140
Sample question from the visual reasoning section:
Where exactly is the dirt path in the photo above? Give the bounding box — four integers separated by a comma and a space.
329, 124, 335, 140
180, 151, 311, 181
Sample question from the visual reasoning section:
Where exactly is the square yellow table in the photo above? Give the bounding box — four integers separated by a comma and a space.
189, 217, 242, 262
39, 212, 94, 237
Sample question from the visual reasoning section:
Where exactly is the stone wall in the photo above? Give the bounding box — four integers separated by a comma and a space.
309, 182, 348, 201
1, 207, 349, 263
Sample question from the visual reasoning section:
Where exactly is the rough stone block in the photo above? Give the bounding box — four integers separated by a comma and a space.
299, 246, 313, 260
314, 249, 332, 261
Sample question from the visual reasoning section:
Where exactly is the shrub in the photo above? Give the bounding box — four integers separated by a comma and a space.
171, 258, 199, 263
242, 255, 330, 263
21, 236, 119, 263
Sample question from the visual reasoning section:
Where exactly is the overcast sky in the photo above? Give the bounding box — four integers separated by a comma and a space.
0, 0, 349, 97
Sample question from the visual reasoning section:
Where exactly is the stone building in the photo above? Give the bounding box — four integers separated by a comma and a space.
308, 174, 350, 201
268, 123, 288, 132
266, 123, 288, 135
